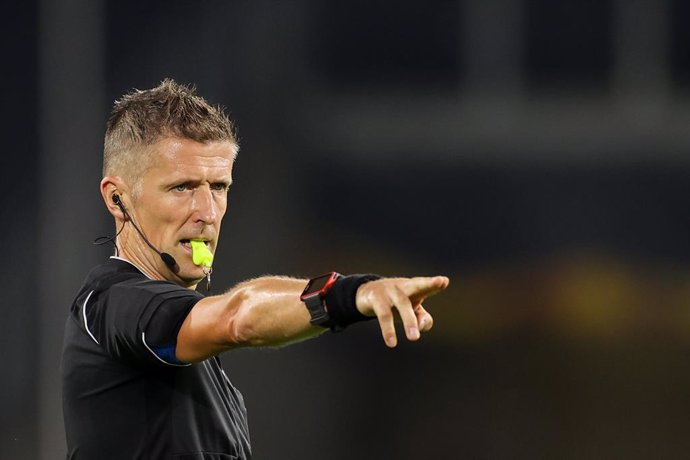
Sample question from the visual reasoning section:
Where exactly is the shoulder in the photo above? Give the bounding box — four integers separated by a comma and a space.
86, 257, 200, 298
72, 257, 202, 320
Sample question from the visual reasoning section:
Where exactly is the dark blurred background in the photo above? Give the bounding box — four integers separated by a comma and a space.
4, 0, 690, 458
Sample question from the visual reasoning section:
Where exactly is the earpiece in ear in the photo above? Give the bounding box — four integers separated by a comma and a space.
107, 192, 179, 273
112, 194, 127, 216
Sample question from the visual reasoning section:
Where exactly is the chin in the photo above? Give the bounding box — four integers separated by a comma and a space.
175, 265, 206, 287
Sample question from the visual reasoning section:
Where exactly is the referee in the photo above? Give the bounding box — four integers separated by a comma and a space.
61, 79, 449, 459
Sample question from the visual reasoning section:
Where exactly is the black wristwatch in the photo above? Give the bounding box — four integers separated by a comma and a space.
300, 272, 341, 328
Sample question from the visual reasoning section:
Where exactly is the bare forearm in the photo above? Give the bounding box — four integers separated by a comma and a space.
176, 274, 449, 363
177, 276, 326, 362
226, 276, 326, 347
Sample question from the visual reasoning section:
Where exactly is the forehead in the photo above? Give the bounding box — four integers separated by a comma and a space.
147, 137, 236, 178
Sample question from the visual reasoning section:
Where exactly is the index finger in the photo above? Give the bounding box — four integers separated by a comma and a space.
401, 276, 450, 302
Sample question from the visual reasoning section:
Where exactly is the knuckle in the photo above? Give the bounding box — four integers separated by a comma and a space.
391, 285, 406, 301
420, 315, 434, 330
377, 311, 393, 323
391, 288, 411, 307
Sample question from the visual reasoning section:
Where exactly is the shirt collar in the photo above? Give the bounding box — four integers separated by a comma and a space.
109, 256, 153, 280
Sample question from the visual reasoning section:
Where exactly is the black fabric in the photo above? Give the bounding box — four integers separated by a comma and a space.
324, 274, 381, 330
77, 268, 201, 366
62, 257, 251, 460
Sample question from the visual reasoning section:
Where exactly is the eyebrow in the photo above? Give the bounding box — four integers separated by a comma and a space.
163, 177, 233, 188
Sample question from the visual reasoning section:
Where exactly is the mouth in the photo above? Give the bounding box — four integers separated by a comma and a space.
180, 239, 212, 252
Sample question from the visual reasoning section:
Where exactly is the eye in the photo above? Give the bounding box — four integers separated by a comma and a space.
173, 183, 189, 192
211, 183, 229, 192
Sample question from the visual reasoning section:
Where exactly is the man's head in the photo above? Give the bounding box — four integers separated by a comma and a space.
103, 79, 237, 196
100, 79, 238, 287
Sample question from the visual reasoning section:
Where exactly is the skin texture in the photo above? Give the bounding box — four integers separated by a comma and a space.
101, 137, 235, 287
101, 136, 450, 363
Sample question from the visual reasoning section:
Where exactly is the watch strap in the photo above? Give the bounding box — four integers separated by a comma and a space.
304, 294, 336, 328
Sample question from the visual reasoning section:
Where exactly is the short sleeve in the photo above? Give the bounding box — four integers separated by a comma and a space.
82, 278, 203, 367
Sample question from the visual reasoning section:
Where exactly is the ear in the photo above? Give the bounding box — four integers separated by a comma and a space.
100, 176, 128, 221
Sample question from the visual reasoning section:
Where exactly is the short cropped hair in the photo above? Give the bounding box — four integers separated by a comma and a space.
103, 79, 237, 191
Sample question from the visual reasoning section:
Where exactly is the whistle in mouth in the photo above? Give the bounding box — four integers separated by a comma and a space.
190, 240, 214, 268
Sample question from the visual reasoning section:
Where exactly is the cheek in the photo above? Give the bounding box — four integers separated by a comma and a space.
216, 196, 229, 216
153, 201, 190, 235
156, 203, 185, 224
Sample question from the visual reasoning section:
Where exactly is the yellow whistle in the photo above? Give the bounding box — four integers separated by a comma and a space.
190, 240, 214, 268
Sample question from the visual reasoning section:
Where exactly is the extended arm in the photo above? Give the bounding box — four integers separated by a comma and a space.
175, 275, 450, 363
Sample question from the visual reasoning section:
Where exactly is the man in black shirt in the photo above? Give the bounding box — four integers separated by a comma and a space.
62, 79, 449, 459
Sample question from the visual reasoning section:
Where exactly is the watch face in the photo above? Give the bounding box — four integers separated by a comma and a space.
302, 272, 339, 297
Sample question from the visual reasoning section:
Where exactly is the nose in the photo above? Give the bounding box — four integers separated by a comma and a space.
191, 186, 218, 224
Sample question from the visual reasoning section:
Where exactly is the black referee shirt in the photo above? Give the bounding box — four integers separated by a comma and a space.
62, 257, 251, 459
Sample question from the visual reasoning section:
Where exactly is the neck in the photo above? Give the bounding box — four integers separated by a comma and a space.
117, 237, 167, 282
114, 222, 201, 290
